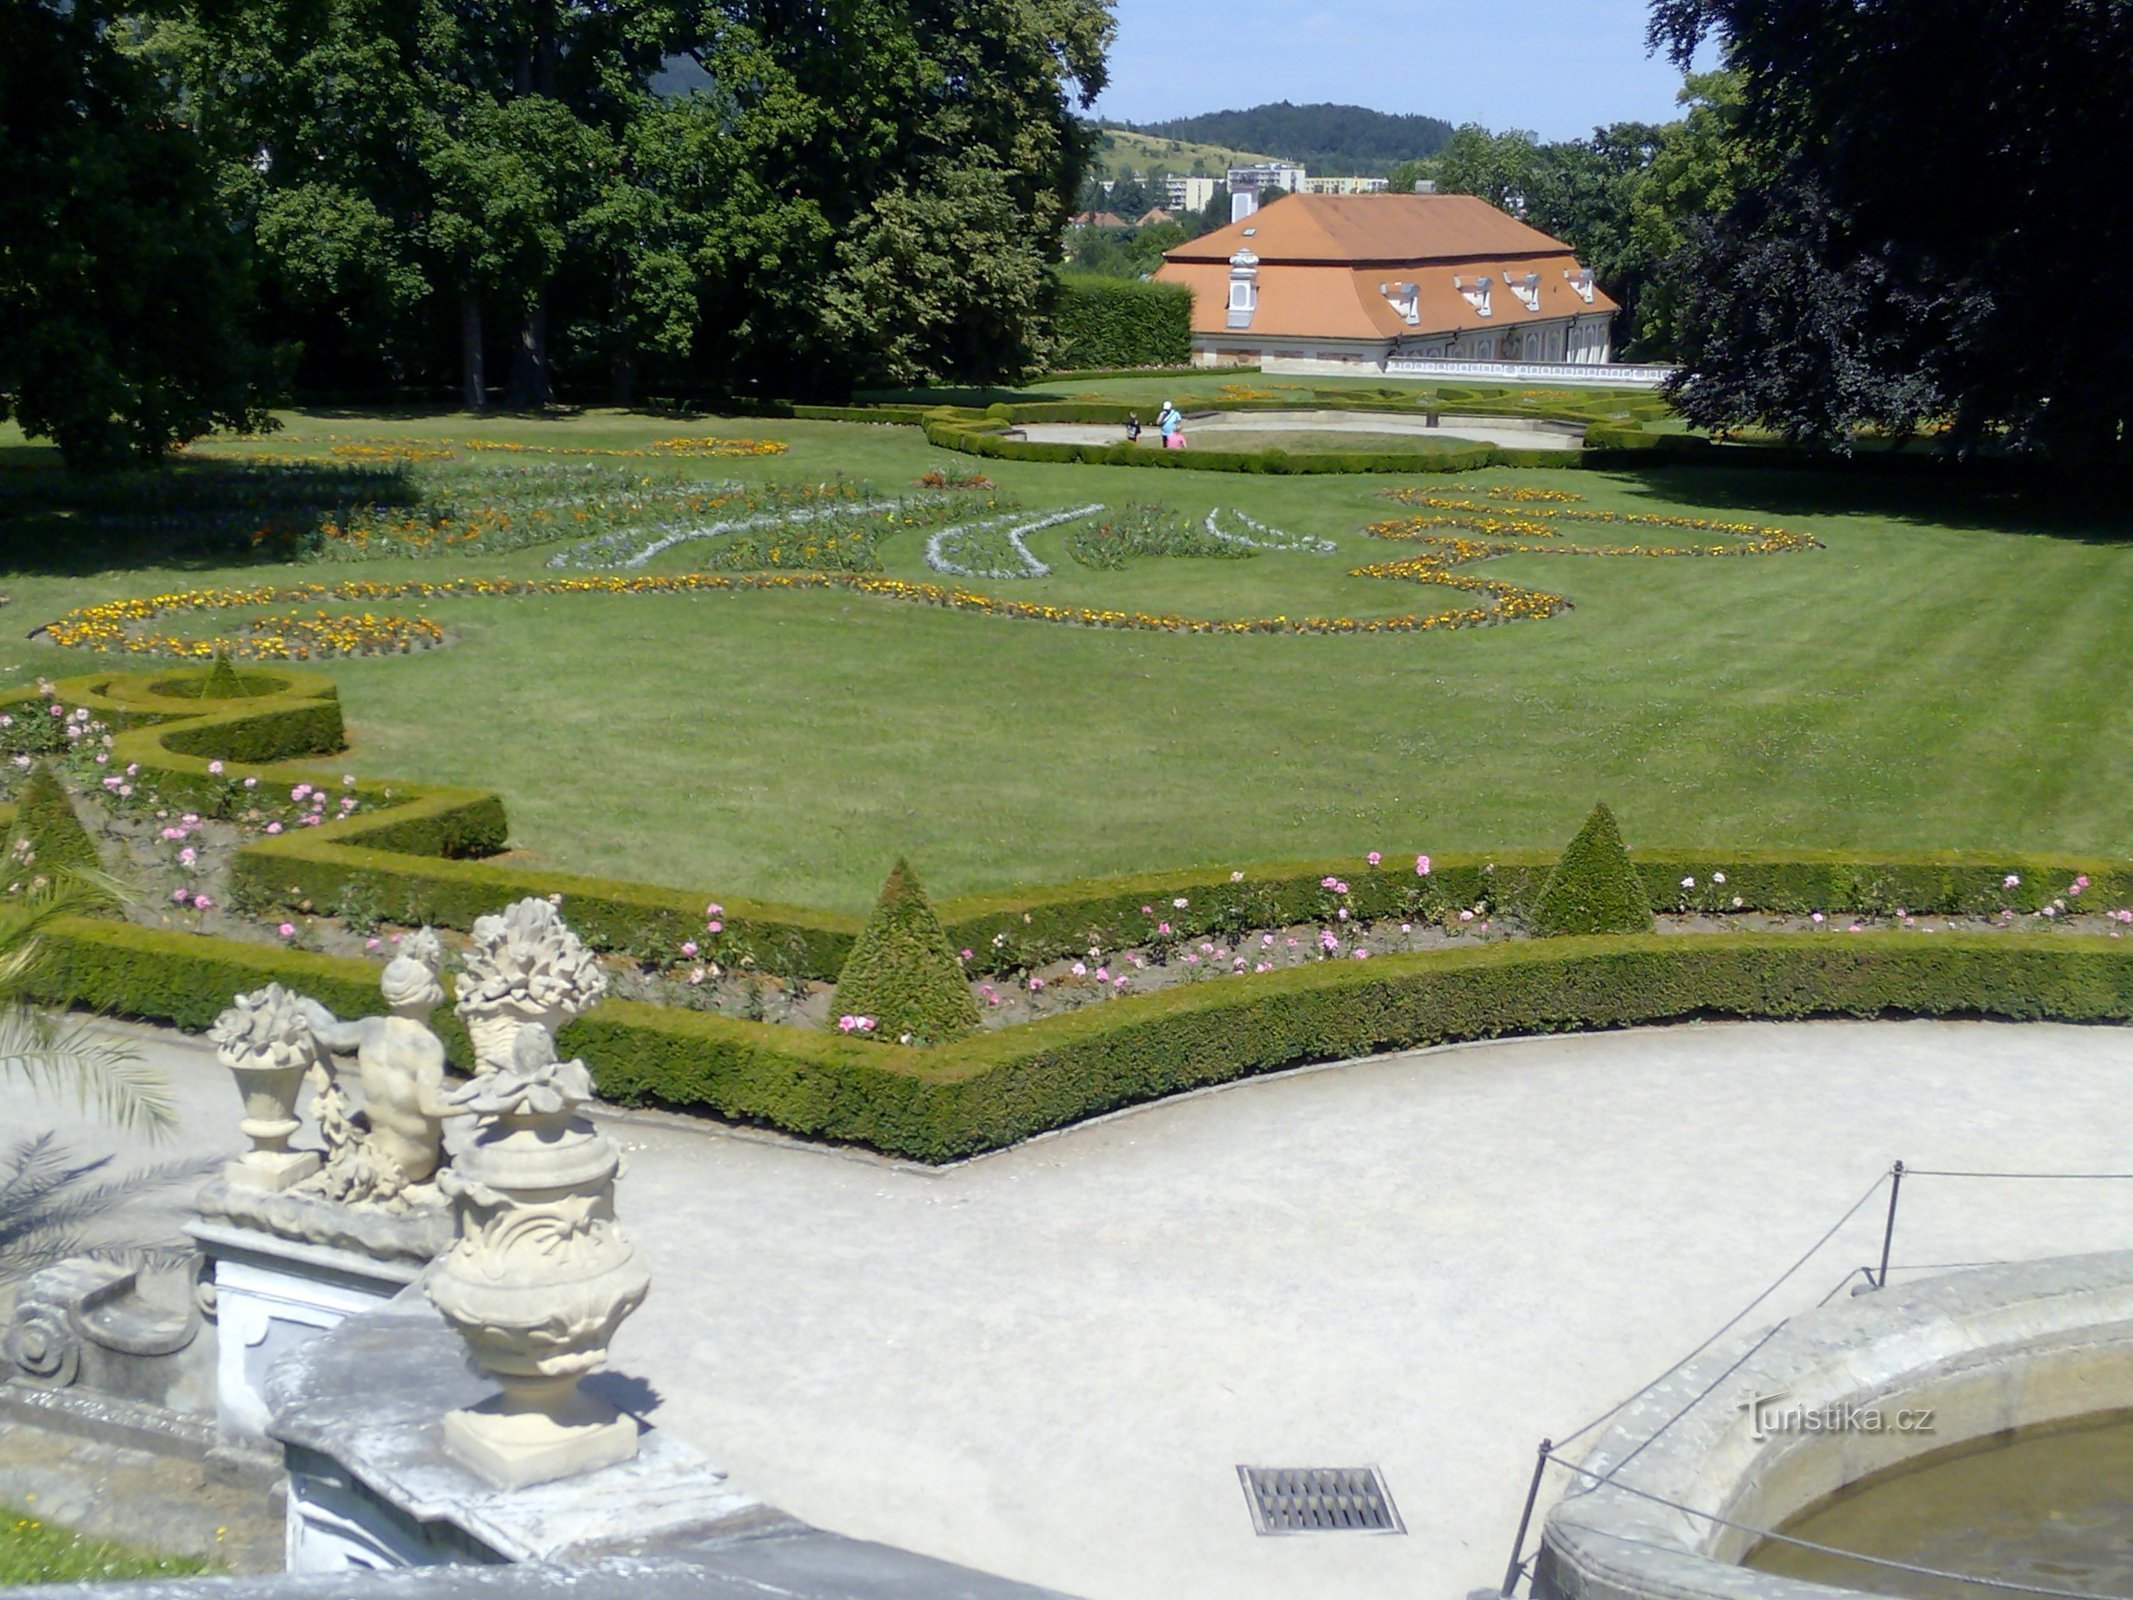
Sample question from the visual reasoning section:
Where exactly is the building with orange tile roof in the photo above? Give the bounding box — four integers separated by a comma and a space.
1155, 193, 1619, 371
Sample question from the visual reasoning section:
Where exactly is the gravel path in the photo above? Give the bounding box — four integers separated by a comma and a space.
1018, 408, 1583, 452
16, 1017, 2130, 1599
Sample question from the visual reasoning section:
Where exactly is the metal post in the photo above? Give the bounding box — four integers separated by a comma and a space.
1500, 1437, 1553, 1597
1873, 1161, 1905, 1288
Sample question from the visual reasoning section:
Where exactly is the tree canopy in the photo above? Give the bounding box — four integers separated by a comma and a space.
1, 0, 277, 467
1111, 101, 1454, 176
1648, 0, 2133, 456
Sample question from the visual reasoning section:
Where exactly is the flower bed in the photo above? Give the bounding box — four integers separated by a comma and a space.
7, 666, 2133, 1161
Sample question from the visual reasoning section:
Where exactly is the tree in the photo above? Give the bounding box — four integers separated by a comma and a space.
1648, 0, 2133, 456
1521, 122, 1667, 354
1386, 158, 1430, 195
1105, 175, 1149, 217
1433, 124, 1539, 214
0, 0, 276, 467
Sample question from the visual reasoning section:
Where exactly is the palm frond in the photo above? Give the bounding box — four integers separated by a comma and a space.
0, 1008, 177, 1138
0, 1132, 111, 1221
0, 1135, 213, 1277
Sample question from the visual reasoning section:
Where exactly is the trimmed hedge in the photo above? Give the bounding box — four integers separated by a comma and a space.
1050, 276, 1193, 371
31, 912, 2133, 1162
10, 762, 103, 879
1530, 803, 1653, 935
830, 859, 982, 1042
924, 414, 1508, 475
14, 668, 2133, 988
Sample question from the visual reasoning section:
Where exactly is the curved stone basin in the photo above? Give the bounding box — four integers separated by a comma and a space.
1746, 1412, 2133, 1598
1538, 1252, 2133, 1600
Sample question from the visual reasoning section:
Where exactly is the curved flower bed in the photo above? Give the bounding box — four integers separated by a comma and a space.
36, 487, 1819, 658
4, 667, 2130, 1162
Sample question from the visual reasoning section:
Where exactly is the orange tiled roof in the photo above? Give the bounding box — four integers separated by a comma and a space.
1164, 193, 1576, 266
1154, 258, 1618, 341
1154, 193, 1619, 342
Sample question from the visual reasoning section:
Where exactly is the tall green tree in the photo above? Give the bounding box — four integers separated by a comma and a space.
1649, 0, 2133, 455
0, 0, 275, 467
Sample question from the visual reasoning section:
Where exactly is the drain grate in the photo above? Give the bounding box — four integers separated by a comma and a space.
1237, 1465, 1405, 1535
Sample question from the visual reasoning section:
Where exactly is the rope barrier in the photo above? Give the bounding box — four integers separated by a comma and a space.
1549, 1452, 2133, 1600
1550, 1169, 1892, 1451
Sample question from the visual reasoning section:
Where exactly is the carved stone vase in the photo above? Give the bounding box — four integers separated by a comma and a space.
209, 984, 322, 1192
425, 1026, 649, 1489
452, 898, 607, 1073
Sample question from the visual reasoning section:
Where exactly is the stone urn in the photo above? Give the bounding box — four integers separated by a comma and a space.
209, 984, 322, 1192
425, 1025, 649, 1488
453, 898, 607, 1071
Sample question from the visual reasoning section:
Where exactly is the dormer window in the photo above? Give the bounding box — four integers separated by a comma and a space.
1510, 272, 1541, 312
1227, 246, 1259, 330
1563, 265, 1595, 305
1454, 274, 1493, 317
1378, 280, 1420, 325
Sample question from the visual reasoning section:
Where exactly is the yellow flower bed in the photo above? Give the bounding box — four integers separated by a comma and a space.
35, 488, 1818, 659
462, 436, 787, 459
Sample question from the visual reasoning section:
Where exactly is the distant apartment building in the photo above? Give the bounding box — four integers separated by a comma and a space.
1302, 175, 1389, 195
1164, 175, 1218, 213
1226, 161, 1308, 195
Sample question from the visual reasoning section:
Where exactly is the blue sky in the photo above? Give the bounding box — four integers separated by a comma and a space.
1088, 0, 1705, 143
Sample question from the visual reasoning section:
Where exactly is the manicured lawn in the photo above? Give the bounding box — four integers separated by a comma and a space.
0, 1507, 207, 1585
2, 408, 2128, 913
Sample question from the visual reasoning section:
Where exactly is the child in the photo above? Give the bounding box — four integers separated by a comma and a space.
1126, 412, 1142, 443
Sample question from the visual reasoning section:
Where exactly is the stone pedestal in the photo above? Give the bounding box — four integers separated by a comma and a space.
190, 1180, 453, 1449
265, 1292, 762, 1573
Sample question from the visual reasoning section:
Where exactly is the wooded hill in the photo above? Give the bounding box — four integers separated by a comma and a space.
1105, 101, 1456, 175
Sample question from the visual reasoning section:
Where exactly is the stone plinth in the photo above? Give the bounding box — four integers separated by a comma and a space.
189, 1182, 451, 1450
264, 1291, 762, 1572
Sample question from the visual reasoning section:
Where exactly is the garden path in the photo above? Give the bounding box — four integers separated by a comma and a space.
8, 1018, 2131, 1600
1018, 407, 1583, 451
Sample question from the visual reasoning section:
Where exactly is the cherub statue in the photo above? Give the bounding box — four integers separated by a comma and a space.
298, 929, 452, 1200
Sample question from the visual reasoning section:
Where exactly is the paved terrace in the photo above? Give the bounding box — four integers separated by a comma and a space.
11, 1018, 2133, 1600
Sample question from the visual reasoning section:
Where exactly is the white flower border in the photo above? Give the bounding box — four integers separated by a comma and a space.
924, 503, 1105, 580
1202, 509, 1337, 553
550, 498, 898, 570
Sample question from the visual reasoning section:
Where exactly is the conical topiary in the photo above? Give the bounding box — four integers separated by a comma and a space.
199, 650, 248, 699
1527, 802, 1653, 936
829, 859, 981, 1043
8, 762, 103, 881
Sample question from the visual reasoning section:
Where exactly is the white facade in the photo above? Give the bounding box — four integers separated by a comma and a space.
1227, 161, 1308, 194
1164, 175, 1217, 213
1302, 176, 1389, 195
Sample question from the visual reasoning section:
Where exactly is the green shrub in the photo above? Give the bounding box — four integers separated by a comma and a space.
200, 651, 247, 699
559, 933, 2133, 1161
830, 861, 981, 1043
1050, 276, 1193, 369
9, 763, 102, 881
1529, 803, 1654, 935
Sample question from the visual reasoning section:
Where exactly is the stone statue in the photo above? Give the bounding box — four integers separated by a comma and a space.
297, 930, 451, 1200
427, 1023, 648, 1488
453, 898, 608, 1071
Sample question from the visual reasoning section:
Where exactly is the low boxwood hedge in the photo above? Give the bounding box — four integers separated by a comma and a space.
14, 669, 2132, 983
30, 913, 2133, 1163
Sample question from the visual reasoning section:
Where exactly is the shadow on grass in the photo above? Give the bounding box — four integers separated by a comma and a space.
0, 449, 421, 577
1599, 461, 2133, 546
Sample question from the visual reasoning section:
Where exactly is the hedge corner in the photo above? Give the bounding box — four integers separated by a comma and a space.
1528, 802, 1654, 936
830, 858, 983, 1044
